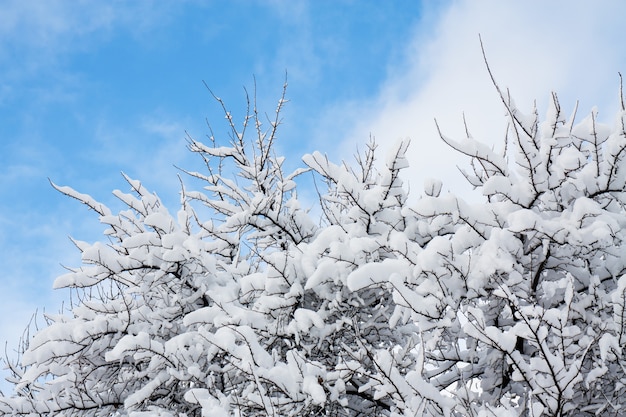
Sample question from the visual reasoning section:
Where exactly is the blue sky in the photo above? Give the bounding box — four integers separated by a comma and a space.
2, 0, 626, 386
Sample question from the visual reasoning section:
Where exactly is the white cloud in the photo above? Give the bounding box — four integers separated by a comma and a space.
332, 0, 626, 198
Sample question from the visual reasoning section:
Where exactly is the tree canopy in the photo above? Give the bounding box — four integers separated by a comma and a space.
3, 79, 626, 416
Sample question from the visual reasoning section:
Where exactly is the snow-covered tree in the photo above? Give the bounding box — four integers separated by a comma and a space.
3, 77, 626, 416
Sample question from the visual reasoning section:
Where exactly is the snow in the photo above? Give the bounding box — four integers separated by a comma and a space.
346, 258, 406, 291
424, 177, 443, 197
144, 212, 174, 232
302, 375, 326, 404
106, 331, 160, 362
50, 182, 112, 216
482, 175, 511, 196
291, 308, 325, 332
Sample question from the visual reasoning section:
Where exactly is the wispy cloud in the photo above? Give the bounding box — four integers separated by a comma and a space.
0, 0, 193, 102
0, 0, 186, 51
0, 1, 115, 46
